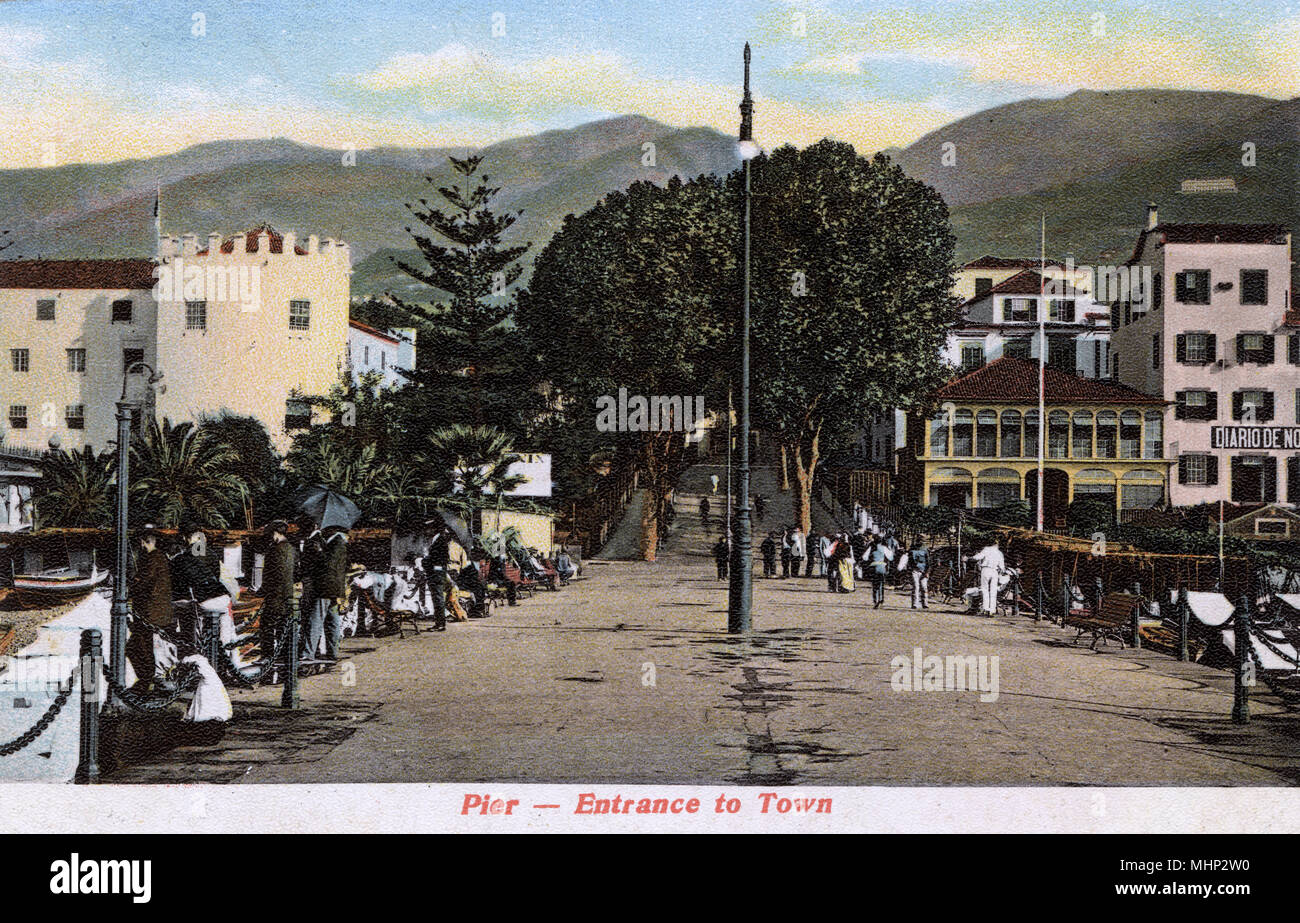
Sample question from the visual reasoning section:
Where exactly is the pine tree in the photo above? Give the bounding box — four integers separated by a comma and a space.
390, 155, 540, 438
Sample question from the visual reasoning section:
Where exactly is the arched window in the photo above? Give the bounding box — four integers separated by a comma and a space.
952, 409, 974, 457
1048, 410, 1070, 459
1071, 410, 1094, 458
1000, 410, 1022, 458
1144, 410, 1163, 460
976, 410, 998, 457
929, 415, 949, 458
1095, 411, 1118, 459
1024, 410, 1040, 458
1120, 410, 1142, 459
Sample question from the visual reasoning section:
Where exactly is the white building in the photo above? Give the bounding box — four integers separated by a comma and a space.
347, 320, 417, 390
0, 225, 352, 455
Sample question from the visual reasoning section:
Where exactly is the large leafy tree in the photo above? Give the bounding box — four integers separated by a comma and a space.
748, 141, 960, 533
33, 446, 116, 528
390, 155, 543, 439
129, 418, 248, 528
519, 175, 737, 560
196, 413, 281, 529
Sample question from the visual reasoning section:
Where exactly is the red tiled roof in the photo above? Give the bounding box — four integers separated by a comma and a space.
963, 269, 1083, 305
933, 357, 1164, 405
0, 258, 156, 290
1130, 223, 1290, 263
962, 256, 1067, 270
196, 225, 308, 256
348, 319, 399, 344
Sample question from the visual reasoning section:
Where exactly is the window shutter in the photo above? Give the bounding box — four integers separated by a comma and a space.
1174, 391, 1186, 420
1232, 391, 1244, 420
1265, 459, 1278, 502
1178, 456, 1188, 484
1263, 391, 1275, 422
1290, 335, 1300, 365
1262, 335, 1275, 365
1206, 334, 1217, 361
1206, 456, 1218, 485
1236, 333, 1245, 362
1176, 334, 1187, 363
1207, 392, 1219, 420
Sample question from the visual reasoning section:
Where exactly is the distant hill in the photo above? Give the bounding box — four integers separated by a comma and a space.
1, 93, 1294, 299
887, 88, 1282, 208
0, 115, 740, 296
941, 96, 1299, 266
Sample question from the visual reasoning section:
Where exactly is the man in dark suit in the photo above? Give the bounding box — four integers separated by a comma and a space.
307, 525, 349, 659
424, 518, 455, 629
259, 520, 297, 676
126, 526, 173, 692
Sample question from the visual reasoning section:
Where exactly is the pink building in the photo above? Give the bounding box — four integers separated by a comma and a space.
1111, 206, 1296, 507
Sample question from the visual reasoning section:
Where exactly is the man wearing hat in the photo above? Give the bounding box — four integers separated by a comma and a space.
259, 520, 297, 676
423, 517, 455, 630
304, 524, 349, 660
168, 517, 228, 651
126, 526, 174, 691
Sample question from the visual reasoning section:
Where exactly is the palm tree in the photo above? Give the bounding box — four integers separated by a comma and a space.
426, 424, 526, 501
33, 446, 116, 528
129, 417, 247, 528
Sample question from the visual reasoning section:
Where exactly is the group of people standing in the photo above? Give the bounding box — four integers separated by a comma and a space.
255, 517, 350, 671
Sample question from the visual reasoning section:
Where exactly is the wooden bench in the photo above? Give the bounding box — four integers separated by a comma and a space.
503, 561, 537, 597
1066, 592, 1141, 649
927, 565, 956, 603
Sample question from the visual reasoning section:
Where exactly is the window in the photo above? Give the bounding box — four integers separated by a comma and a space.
1071, 411, 1093, 459
1152, 272, 1163, 308
1289, 456, 1300, 504
289, 299, 311, 331
363, 345, 370, 366
1176, 332, 1215, 364
1241, 269, 1268, 305
1151, 334, 1161, 369
1119, 411, 1142, 459
929, 416, 949, 458
1048, 299, 1075, 322
1006, 298, 1037, 322
1143, 411, 1163, 459
1023, 411, 1040, 458
35, 299, 55, 321
1095, 411, 1118, 459
285, 398, 312, 431
66, 348, 86, 373
1179, 454, 1216, 486
122, 347, 144, 373
1000, 410, 1022, 458
1256, 519, 1288, 537
8, 405, 27, 429
185, 300, 207, 330
1047, 336, 1075, 376
10, 349, 29, 372
976, 410, 997, 457
1175, 389, 1217, 420
974, 277, 993, 298
111, 299, 133, 323
1234, 389, 1274, 422
1003, 338, 1031, 361
951, 410, 974, 458
1291, 335, 1300, 366
65, 404, 85, 430
1175, 270, 1210, 304
1231, 455, 1278, 503
1236, 332, 1274, 365
960, 344, 985, 373
1047, 410, 1069, 459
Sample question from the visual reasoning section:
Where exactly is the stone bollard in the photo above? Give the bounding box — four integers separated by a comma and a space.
1177, 587, 1190, 662
1232, 596, 1251, 724
75, 628, 102, 785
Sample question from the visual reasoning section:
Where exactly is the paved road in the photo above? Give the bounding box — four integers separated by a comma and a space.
109, 549, 1300, 786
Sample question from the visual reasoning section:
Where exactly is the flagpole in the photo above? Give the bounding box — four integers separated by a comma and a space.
1036, 214, 1046, 532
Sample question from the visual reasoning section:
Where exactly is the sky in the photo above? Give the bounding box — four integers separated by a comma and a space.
0, 0, 1296, 168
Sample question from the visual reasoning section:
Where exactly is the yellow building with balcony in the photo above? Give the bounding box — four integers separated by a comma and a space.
902, 357, 1172, 528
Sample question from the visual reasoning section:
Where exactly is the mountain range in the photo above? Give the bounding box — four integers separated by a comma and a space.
0, 90, 1294, 296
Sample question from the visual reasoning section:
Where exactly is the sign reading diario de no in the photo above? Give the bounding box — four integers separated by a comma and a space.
1210, 426, 1300, 450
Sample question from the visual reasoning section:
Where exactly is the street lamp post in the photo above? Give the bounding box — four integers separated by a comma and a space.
109, 362, 163, 705
727, 42, 757, 634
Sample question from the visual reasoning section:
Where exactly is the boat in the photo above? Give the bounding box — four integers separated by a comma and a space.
10, 565, 109, 603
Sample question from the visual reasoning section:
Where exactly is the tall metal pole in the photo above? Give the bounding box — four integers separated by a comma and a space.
109, 401, 132, 708
728, 42, 755, 633
726, 382, 733, 541
1036, 214, 1046, 532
